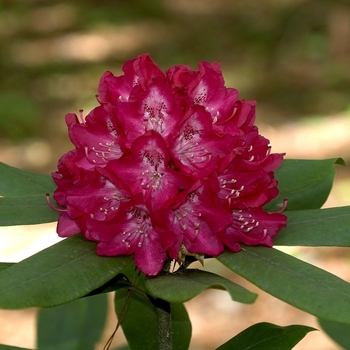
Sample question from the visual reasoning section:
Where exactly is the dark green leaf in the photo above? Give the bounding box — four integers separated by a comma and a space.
266, 158, 343, 212
0, 263, 15, 272
318, 318, 350, 349
0, 162, 56, 198
115, 287, 158, 350
37, 293, 108, 350
145, 269, 257, 304
216, 322, 315, 350
171, 303, 192, 350
0, 195, 59, 225
217, 247, 350, 323
86, 273, 132, 296
274, 206, 350, 246
0, 345, 32, 350
0, 234, 132, 308
115, 274, 191, 350
0, 162, 59, 225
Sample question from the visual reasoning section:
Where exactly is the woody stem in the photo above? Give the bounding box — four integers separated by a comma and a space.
158, 299, 172, 350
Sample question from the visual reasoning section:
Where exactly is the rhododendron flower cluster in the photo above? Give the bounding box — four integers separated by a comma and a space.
51, 54, 287, 276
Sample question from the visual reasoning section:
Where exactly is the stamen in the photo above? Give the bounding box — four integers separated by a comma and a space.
46, 193, 67, 213
275, 199, 288, 213
78, 109, 85, 124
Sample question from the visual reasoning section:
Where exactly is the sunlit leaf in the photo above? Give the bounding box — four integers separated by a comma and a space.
275, 206, 350, 246
0, 234, 132, 308
217, 247, 350, 323
145, 268, 257, 304
318, 318, 350, 349
216, 322, 315, 350
37, 294, 108, 350
266, 158, 343, 211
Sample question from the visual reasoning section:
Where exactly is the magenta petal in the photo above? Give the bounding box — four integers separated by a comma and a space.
69, 106, 123, 166
107, 131, 190, 211
166, 179, 231, 256
66, 177, 127, 221
217, 156, 280, 209
117, 81, 182, 147
50, 53, 287, 275
57, 212, 80, 237
171, 106, 236, 177
95, 198, 168, 275
183, 221, 224, 256
96, 234, 134, 256
222, 208, 287, 249
134, 235, 167, 276
98, 54, 165, 104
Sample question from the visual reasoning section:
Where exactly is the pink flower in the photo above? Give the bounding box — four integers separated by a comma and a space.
51, 54, 287, 276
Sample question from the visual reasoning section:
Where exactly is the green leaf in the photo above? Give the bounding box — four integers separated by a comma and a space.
0, 195, 59, 225
37, 293, 108, 350
318, 318, 350, 349
86, 273, 133, 296
266, 158, 343, 211
0, 345, 32, 350
0, 162, 56, 197
0, 162, 59, 225
216, 322, 315, 350
274, 206, 350, 246
0, 263, 14, 272
145, 268, 257, 304
217, 247, 350, 323
171, 303, 192, 350
115, 274, 191, 350
0, 234, 132, 308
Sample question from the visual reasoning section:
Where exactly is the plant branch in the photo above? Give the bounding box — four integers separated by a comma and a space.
157, 299, 172, 350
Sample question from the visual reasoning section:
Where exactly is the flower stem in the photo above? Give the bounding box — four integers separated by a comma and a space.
157, 298, 172, 350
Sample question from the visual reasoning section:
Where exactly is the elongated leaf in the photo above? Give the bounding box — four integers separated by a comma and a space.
0, 234, 132, 308
0, 195, 59, 225
0, 162, 59, 225
115, 287, 156, 350
145, 269, 257, 304
266, 158, 343, 211
115, 274, 191, 350
86, 273, 132, 296
318, 318, 350, 349
37, 294, 108, 350
274, 206, 350, 246
216, 322, 315, 350
0, 263, 14, 272
0, 346, 32, 350
217, 247, 350, 323
0, 162, 56, 197
171, 303, 192, 350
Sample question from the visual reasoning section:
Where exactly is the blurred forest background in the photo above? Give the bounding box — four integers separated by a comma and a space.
1, 0, 350, 349
1, 0, 350, 172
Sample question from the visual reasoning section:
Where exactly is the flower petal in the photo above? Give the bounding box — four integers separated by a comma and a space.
171, 106, 236, 177
221, 207, 287, 250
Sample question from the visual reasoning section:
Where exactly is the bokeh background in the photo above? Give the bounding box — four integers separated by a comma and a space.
1, 0, 350, 349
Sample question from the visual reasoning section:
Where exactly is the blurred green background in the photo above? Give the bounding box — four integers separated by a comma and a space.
1, 0, 350, 173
